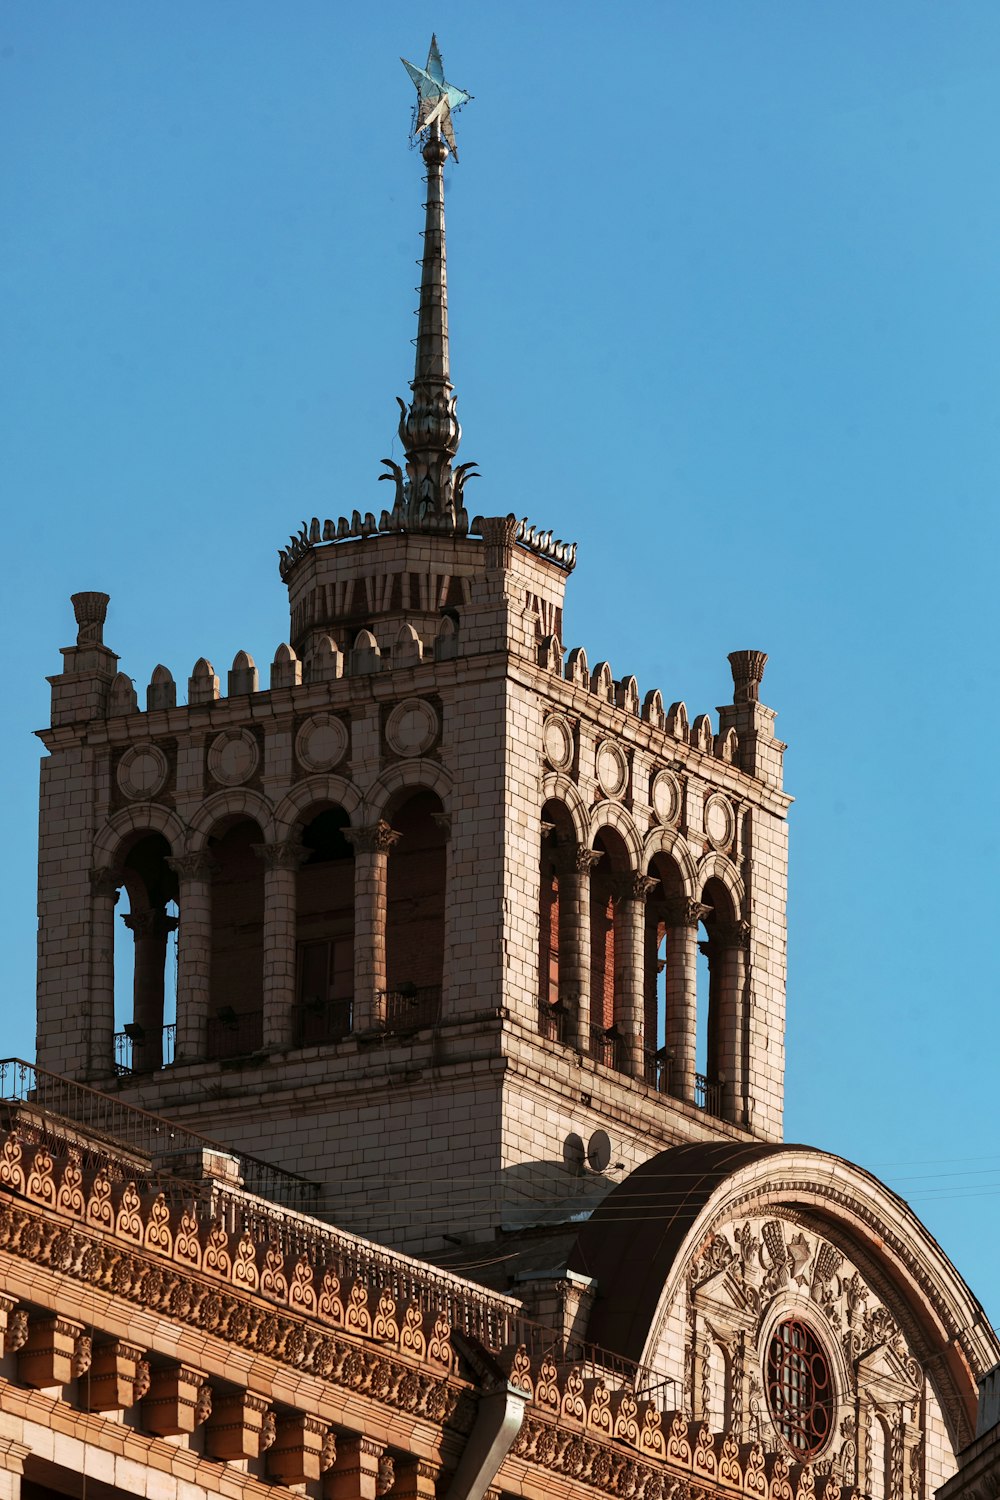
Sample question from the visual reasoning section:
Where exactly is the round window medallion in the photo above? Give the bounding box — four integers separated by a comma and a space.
385, 698, 439, 758
705, 793, 734, 849
208, 729, 259, 787
651, 769, 681, 826
543, 714, 574, 772
117, 744, 168, 801
765, 1318, 833, 1458
596, 739, 628, 800
295, 714, 348, 773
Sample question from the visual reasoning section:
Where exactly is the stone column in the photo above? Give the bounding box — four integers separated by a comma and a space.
662, 897, 711, 1104
613, 875, 659, 1077
344, 822, 400, 1034
122, 906, 178, 1071
713, 919, 751, 1125
88, 868, 119, 1079
167, 853, 215, 1064
556, 843, 601, 1054
255, 839, 308, 1052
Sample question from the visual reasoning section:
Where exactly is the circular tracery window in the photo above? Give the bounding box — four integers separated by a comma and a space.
765, 1319, 832, 1458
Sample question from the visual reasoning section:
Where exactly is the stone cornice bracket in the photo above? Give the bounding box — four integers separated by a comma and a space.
662, 896, 713, 928
343, 821, 402, 856
252, 839, 309, 872
166, 852, 218, 883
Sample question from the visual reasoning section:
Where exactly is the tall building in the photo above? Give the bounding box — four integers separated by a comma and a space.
6, 38, 996, 1500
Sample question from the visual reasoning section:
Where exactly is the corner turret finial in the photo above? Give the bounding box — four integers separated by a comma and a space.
385, 39, 477, 535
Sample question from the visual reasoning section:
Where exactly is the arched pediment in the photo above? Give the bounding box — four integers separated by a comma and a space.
569, 1142, 998, 1466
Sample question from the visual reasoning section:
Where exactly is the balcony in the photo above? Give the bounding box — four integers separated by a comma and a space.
695, 1071, 723, 1116
294, 996, 353, 1048
114, 1023, 176, 1076
537, 998, 567, 1044
643, 1052, 722, 1116
206, 1007, 263, 1061
380, 984, 442, 1034
588, 1024, 623, 1072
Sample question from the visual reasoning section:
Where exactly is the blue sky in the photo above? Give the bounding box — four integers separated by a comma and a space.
3, 4, 1000, 1323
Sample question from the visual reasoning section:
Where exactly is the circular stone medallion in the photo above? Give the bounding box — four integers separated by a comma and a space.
295, 714, 348, 773
596, 739, 628, 800
117, 744, 168, 801
705, 793, 735, 849
385, 698, 439, 758
542, 713, 574, 772
208, 729, 260, 787
650, 769, 681, 826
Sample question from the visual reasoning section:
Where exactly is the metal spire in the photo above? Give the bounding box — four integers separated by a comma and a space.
381, 38, 477, 535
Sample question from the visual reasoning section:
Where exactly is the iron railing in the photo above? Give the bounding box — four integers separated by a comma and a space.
588, 1025, 623, 1072
643, 1048, 675, 1095
206, 1009, 263, 1061
114, 1023, 176, 1076
381, 985, 441, 1033
294, 997, 353, 1048
695, 1071, 722, 1116
0, 1058, 317, 1212
537, 998, 567, 1044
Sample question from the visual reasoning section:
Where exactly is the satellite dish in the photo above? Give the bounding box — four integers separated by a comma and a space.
587, 1129, 612, 1173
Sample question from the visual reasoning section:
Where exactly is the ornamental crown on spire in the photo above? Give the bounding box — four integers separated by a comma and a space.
401, 34, 472, 158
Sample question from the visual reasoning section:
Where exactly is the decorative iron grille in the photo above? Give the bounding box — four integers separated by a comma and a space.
765, 1318, 833, 1457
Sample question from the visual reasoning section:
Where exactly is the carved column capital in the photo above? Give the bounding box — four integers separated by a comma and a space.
253, 839, 309, 872
167, 852, 217, 883
122, 908, 179, 939
89, 867, 120, 900
714, 918, 751, 950
431, 811, 452, 839
662, 896, 712, 928
344, 821, 401, 856
613, 873, 660, 904
556, 842, 603, 877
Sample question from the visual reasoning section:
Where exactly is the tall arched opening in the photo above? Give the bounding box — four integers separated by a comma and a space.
114, 832, 178, 1074
643, 851, 685, 1094
207, 816, 265, 1059
538, 799, 577, 1043
588, 827, 630, 1071
295, 805, 355, 1045
384, 789, 446, 1031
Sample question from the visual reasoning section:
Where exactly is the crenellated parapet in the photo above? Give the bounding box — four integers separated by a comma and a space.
278, 509, 577, 580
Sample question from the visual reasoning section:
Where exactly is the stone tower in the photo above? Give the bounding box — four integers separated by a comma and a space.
35, 41, 791, 1256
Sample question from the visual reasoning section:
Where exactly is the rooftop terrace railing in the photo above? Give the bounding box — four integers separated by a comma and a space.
0, 1058, 318, 1213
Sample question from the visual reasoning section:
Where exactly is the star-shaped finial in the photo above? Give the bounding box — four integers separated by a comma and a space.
401, 35, 472, 158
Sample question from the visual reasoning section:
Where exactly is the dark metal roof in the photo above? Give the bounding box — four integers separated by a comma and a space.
568, 1140, 792, 1362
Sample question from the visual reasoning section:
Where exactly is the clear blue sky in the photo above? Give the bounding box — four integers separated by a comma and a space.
4, 4, 1000, 1323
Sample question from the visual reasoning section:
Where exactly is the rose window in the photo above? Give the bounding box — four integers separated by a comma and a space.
765, 1318, 832, 1457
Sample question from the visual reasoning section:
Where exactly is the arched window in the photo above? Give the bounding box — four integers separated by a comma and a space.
697, 876, 740, 1118
588, 828, 629, 1071
295, 805, 355, 1045
207, 817, 265, 1059
642, 852, 684, 1094
114, 832, 178, 1075
385, 790, 446, 1031
537, 800, 576, 1042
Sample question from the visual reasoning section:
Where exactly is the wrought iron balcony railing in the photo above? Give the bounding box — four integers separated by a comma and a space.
537, 998, 567, 1044
294, 996, 353, 1048
114, 1022, 176, 1076
695, 1071, 723, 1116
588, 1024, 623, 1073
380, 984, 442, 1033
206, 1008, 264, 1062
